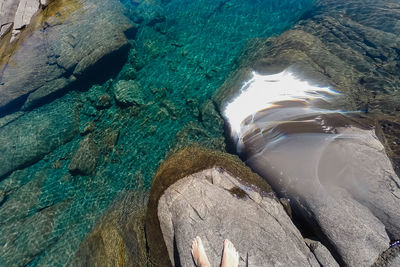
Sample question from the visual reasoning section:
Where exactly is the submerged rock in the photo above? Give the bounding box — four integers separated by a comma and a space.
0, 200, 71, 266
201, 100, 224, 134
80, 121, 96, 136
69, 134, 99, 175
132, 0, 165, 26
0, 190, 5, 205
101, 128, 120, 152
145, 147, 337, 266
113, 80, 144, 107
171, 121, 226, 152
0, 97, 76, 178
72, 190, 148, 267
95, 94, 111, 109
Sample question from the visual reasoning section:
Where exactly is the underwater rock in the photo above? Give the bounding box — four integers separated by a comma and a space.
113, 80, 144, 107
0, 97, 76, 178
72, 190, 148, 267
119, 65, 137, 80
171, 121, 226, 152
133, 0, 165, 26
0, 111, 24, 128
145, 147, 335, 266
378, 118, 400, 174
161, 99, 179, 119
0, 0, 133, 113
0, 166, 73, 266
95, 94, 111, 109
69, 134, 99, 175
0, 200, 70, 266
80, 121, 96, 136
101, 128, 120, 152
0, 190, 5, 205
201, 100, 224, 134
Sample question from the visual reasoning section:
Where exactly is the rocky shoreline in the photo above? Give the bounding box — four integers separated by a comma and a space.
1, 0, 400, 266
0, 0, 133, 114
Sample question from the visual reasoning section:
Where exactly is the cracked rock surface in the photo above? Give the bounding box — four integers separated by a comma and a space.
214, 0, 400, 265
0, 0, 42, 39
158, 167, 337, 267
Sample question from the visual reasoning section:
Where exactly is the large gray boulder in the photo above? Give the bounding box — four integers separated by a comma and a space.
244, 124, 394, 266
213, 0, 400, 265
158, 167, 332, 266
0, 0, 133, 112
146, 146, 339, 266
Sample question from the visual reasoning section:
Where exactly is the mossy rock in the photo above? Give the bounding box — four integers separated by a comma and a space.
72, 190, 149, 267
145, 146, 272, 266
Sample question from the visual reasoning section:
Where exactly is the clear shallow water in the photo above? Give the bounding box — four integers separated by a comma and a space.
0, 0, 315, 265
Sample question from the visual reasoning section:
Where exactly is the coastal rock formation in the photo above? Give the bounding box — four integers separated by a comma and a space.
305, 239, 339, 267
159, 168, 324, 267
214, 0, 400, 265
244, 123, 394, 266
145, 147, 338, 266
0, 0, 133, 114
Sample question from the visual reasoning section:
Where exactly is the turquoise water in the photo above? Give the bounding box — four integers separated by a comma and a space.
0, 0, 315, 265
117, 0, 315, 184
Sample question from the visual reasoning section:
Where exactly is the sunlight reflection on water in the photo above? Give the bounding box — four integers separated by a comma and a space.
224, 70, 340, 138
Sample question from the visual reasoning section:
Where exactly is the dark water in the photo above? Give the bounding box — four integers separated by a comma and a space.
0, 0, 315, 265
